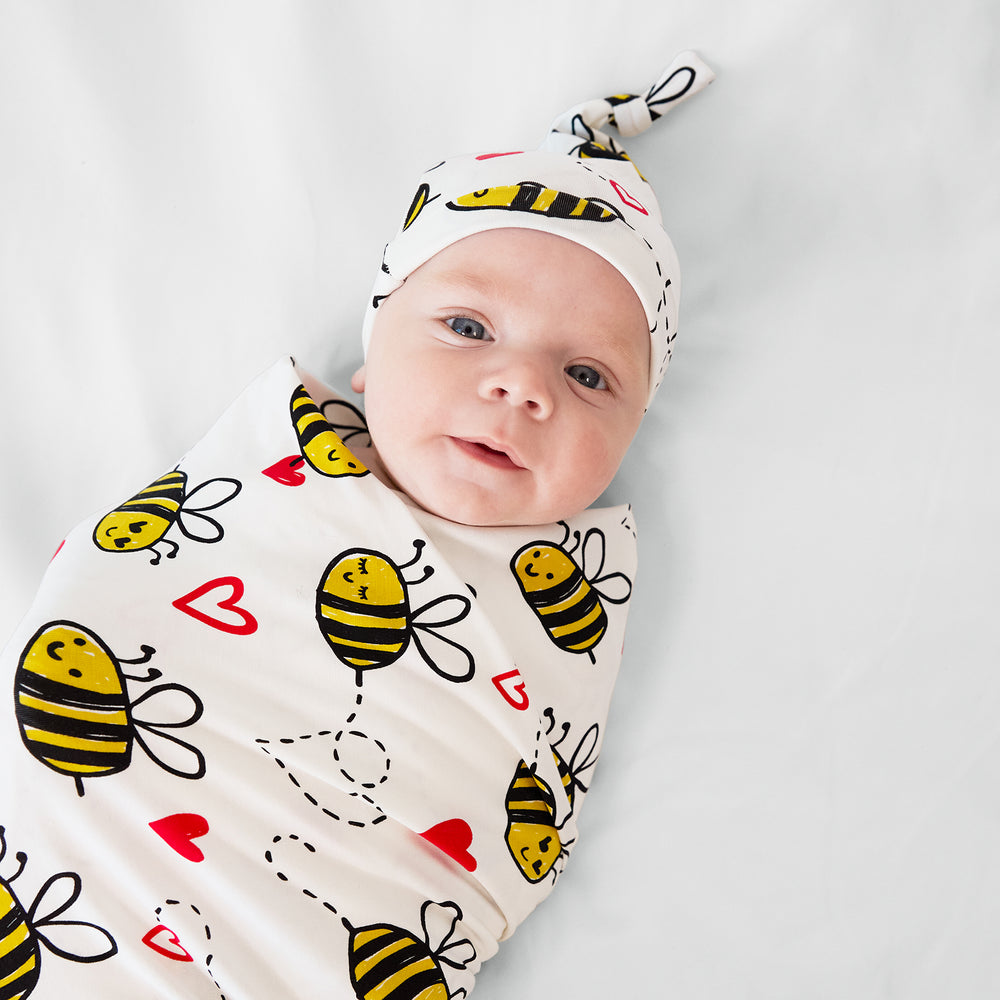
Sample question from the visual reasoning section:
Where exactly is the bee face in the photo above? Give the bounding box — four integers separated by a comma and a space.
507, 821, 562, 883
94, 509, 173, 552
19, 623, 124, 697
323, 554, 406, 607
511, 545, 577, 594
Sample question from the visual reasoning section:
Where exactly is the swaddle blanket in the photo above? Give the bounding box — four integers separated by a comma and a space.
0, 357, 636, 999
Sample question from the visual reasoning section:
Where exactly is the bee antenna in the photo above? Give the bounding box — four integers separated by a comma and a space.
341, 916, 354, 934
7, 850, 28, 882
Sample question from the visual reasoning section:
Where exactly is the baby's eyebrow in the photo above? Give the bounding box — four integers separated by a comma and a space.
429, 268, 508, 300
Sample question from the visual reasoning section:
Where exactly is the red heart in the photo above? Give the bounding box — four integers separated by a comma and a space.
420, 818, 477, 872
262, 454, 306, 486
492, 668, 530, 711
141, 924, 194, 962
173, 576, 258, 635
149, 813, 209, 862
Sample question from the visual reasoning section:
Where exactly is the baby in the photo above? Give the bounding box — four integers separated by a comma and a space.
1, 53, 712, 1000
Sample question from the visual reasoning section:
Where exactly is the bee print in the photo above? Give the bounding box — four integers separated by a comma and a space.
503, 759, 564, 884
446, 181, 622, 222
401, 182, 440, 231
504, 715, 599, 884
0, 827, 117, 999
316, 540, 474, 686
92, 469, 241, 565
510, 522, 632, 663
342, 899, 476, 1000
290, 385, 370, 478
14, 621, 205, 796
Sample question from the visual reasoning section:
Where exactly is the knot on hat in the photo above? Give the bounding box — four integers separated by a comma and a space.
548, 50, 716, 154
607, 95, 653, 137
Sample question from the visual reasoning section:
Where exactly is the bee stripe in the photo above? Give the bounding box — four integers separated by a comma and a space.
533, 584, 588, 617
0, 937, 37, 997
535, 593, 598, 631
317, 591, 408, 621
16, 700, 129, 740
16, 672, 125, 710
548, 600, 603, 639
350, 927, 444, 1000
0, 957, 37, 997
20, 734, 127, 769
522, 569, 585, 607
317, 608, 407, 633
353, 933, 411, 978
324, 634, 405, 656
529, 186, 559, 212
17, 693, 128, 726
0, 905, 30, 961
358, 956, 440, 1000
317, 616, 407, 649
20, 728, 128, 755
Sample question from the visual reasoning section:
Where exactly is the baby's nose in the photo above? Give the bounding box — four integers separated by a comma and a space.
480, 362, 553, 417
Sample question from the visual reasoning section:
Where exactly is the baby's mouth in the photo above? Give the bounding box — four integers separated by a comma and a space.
450, 437, 525, 470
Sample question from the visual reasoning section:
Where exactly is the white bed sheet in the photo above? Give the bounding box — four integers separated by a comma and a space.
1, 1, 998, 997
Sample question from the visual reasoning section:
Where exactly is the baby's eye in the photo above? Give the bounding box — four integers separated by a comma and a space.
446, 317, 489, 340
566, 364, 607, 391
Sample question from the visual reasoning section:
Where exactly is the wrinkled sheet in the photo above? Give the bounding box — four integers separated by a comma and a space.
1, 2, 998, 997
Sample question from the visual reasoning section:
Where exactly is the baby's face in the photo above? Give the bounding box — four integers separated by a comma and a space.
352, 228, 649, 526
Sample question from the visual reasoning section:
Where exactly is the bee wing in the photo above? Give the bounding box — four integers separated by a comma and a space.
410, 628, 475, 684
420, 900, 477, 971
29, 872, 118, 963
580, 527, 607, 581
182, 477, 242, 512
176, 477, 241, 542
567, 723, 601, 791
131, 683, 207, 780
590, 570, 632, 605
320, 399, 371, 447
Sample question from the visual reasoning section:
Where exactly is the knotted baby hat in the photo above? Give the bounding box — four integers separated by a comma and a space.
361, 51, 715, 405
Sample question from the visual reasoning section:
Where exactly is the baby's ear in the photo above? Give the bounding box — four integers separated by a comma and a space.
350, 365, 366, 393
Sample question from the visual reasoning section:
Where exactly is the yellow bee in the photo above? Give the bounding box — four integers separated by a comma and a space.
504, 715, 600, 884
92, 469, 241, 565
315, 540, 474, 687
342, 899, 476, 1000
290, 385, 370, 479
0, 827, 117, 998
14, 621, 205, 797
446, 181, 622, 222
510, 522, 632, 663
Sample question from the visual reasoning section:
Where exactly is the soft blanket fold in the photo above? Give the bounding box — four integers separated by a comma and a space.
1, 357, 636, 999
